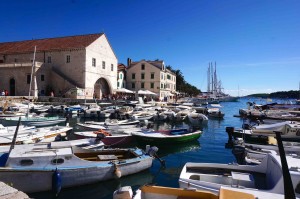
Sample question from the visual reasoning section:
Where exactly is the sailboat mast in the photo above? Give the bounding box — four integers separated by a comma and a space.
27, 46, 36, 116
211, 62, 214, 94
214, 62, 217, 94
28, 46, 36, 97
207, 63, 210, 93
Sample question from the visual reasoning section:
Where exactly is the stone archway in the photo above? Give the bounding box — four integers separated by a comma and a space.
9, 78, 15, 96
94, 78, 111, 99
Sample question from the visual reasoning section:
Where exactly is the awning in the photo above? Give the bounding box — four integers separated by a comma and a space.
138, 90, 158, 95
114, 88, 134, 93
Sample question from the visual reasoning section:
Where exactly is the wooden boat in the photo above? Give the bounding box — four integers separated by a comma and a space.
0, 138, 105, 156
97, 118, 140, 126
113, 185, 218, 199
2, 116, 66, 127
64, 104, 84, 114
74, 130, 135, 147
113, 185, 286, 199
0, 125, 72, 145
76, 122, 107, 130
76, 122, 143, 134
132, 129, 202, 146
0, 124, 36, 134
0, 144, 155, 193
179, 153, 300, 197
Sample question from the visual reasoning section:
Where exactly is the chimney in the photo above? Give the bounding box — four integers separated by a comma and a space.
127, 58, 132, 67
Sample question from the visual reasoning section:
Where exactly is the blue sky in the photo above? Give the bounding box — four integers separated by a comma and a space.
1, 0, 300, 96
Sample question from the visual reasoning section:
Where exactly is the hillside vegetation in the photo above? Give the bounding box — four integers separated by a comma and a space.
247, 90, 300, 99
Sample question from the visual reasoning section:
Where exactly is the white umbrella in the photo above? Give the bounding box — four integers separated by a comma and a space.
137, 90, 148, 95
114, 88, 134, 94
145, 90, 158, 95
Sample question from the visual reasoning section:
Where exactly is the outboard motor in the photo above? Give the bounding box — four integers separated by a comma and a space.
232, 145, 246, 165
242, 123, 250, 130
225, 127, 234, 148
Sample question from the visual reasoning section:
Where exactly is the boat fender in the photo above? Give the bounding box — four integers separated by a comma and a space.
0, 153, 9, 167
52, 168, 62, 197
113, 163, 122, 178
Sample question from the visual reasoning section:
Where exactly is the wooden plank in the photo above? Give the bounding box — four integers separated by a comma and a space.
98, 154, 118, 161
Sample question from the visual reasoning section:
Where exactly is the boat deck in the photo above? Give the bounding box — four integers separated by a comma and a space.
186, 167, 267, 189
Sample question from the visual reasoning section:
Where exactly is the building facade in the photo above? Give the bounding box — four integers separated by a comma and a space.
0, 33, 117, 99
117, 63, 127, 89
126, 58, 176, 100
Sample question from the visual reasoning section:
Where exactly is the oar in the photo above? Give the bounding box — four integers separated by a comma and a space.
9, 117, 21, 154
0, 117, 22, 167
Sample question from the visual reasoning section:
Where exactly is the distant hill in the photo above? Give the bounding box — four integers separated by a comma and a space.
247, 90, 300, 99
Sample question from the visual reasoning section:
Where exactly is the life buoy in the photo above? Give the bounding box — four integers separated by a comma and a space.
93, 129, 111, 136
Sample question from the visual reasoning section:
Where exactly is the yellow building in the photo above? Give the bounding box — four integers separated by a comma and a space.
126, 58, 176, 100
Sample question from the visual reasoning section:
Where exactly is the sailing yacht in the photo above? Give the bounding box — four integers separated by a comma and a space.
205, 62, 239, 102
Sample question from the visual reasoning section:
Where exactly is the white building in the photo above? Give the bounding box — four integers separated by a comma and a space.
0, 33, 118, 99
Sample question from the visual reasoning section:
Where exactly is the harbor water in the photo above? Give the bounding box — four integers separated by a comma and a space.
29, 98, 256, 199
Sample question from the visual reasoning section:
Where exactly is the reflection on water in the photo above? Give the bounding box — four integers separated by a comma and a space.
29, 170, 154, 199
157, 140, 201, 158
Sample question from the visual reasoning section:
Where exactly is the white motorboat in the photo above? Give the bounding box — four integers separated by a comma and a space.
227, 121, 300, 143
207, 108, 225, 119
179, 153, 300, 197
188, 112, 208, 124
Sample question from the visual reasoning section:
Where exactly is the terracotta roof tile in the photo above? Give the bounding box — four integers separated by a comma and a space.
0, 33, 103, 54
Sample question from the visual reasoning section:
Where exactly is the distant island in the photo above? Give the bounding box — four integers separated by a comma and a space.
246, 90, 300, 99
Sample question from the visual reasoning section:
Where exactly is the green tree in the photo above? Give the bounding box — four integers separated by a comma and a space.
166, 65, 201, 96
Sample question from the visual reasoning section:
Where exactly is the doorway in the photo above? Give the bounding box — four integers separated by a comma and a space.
9, 78, 15, 96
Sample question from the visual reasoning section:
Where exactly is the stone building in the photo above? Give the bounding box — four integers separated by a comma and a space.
0, 33, 117, 99
126, 58, 176, 100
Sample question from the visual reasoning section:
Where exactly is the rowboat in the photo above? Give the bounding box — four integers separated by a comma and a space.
86, 119, 140, 126
132, 129, 202, 146
74, 130, 135, 147
0, 144, 156, 193
2, 116, 66, 127
0, 125, 72, 145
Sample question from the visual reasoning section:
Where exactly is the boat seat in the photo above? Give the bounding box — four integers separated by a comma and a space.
97, 154, 118, 161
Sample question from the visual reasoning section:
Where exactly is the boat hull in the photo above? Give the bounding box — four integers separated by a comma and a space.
3, 117, 66, 127
0, 155, 153, 193
134, 131, 201, 146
